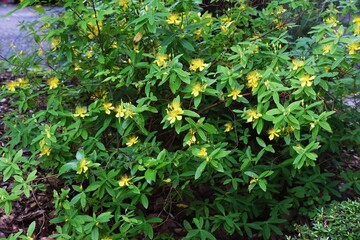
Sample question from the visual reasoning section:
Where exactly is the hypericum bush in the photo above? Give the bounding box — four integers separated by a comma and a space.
1, 0, 359, 239
290, 200, 360, 240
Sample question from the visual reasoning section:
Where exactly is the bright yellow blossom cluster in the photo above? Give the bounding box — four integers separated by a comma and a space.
347, 42, 360, 55
224, 123, 233, 132
267, 128, 280, 140
246, 109, 262, 123
189, 58, 209, 72
114, 102, 135, 119
119, 174, 132, 187
51, 37, 60, 50
102, 102, 115, 115
126, 135, 139, 147
227, 88, 242, 100
73, 106, 90, 118
47, 77, 59, 89
77, 159, 91, 174
246, 71, 261, 91
154, 53, 168, 68
6, 78, 29, 91
167, 13, 181, 25
191, 83, 207, 97
166, 99, 184, 124
119, 0, 129, 10
299, 74, 315, 87
324, 15, 338, 27
39, 125, 53, 157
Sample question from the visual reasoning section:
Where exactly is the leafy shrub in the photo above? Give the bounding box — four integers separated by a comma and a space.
290, 200, 360, 240
1, 0, 359, 239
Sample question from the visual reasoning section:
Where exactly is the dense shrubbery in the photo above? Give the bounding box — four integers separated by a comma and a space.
291, 200, 360, 239
0, 0, 359, 239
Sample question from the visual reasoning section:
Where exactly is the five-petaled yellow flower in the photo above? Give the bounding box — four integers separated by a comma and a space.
246, 109, 262, 123
227, 89, 242, 100
47, 77, 59, 89
166, 100, 184, 124
292, 59, 304, 70
198, 147, 207, 158
299, 74, 315, 87
189, 58, 209, 72
191, 83, 207, 97
126, 135, 139, 147
6, 81, 19, 91
246, 71, 261, 91
224, 122, 234, 132
347, 42, 360, 55
73, 106, 89, 118
102, 102, 114, 115
167, 13, 181, 25
267, 128, 280, 140
77, 159, 90, 174
114, 104, 126, 118
119, 174, 132, 187
154, 53, 168, 68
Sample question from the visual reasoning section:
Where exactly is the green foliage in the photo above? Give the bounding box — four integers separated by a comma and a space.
1, 0, 359, 239
290, 200, 360, 240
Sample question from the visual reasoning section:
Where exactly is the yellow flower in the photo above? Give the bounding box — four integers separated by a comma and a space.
292, 59, 304, 70
167, 108, 184, 124
347, 42, 360, 55
310, 122, 316, 130
189, 58, 209, 72
114, 104, 126, 118
47, 77, 59, 89
166, 100, 184, 124
119, 174, 132, 187
267, 128, 280, 140
224, 122, 233, 132
90, 89, 108, 100
51, 37, 60, 50
227, 89, 242, 100
85, 51, 93, 58
353, 16, 360, 24
198, 147, 207, 158
167, 13, 181, 25
73, 106, 89, 118
191, 83, 206, 97
16, 78, 29, 88
299, 74, 315, 87
154, 53, 168, 68
6, 81, 19, 91
40, 146, 51, 157
119, 0, 128, 10
126, 135, 139, 147
322, 44, 331, 54
325, 16, 338, 27
124, 103, 135, 119
246, 71, 261, 91
102, 102, 114, 115
77, 159, 90, 174
101, 237, 112, 240
246, 109, 262, 123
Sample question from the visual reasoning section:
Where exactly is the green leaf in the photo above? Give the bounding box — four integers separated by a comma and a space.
97, 212, 113, 223
195, 161, 207, 180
